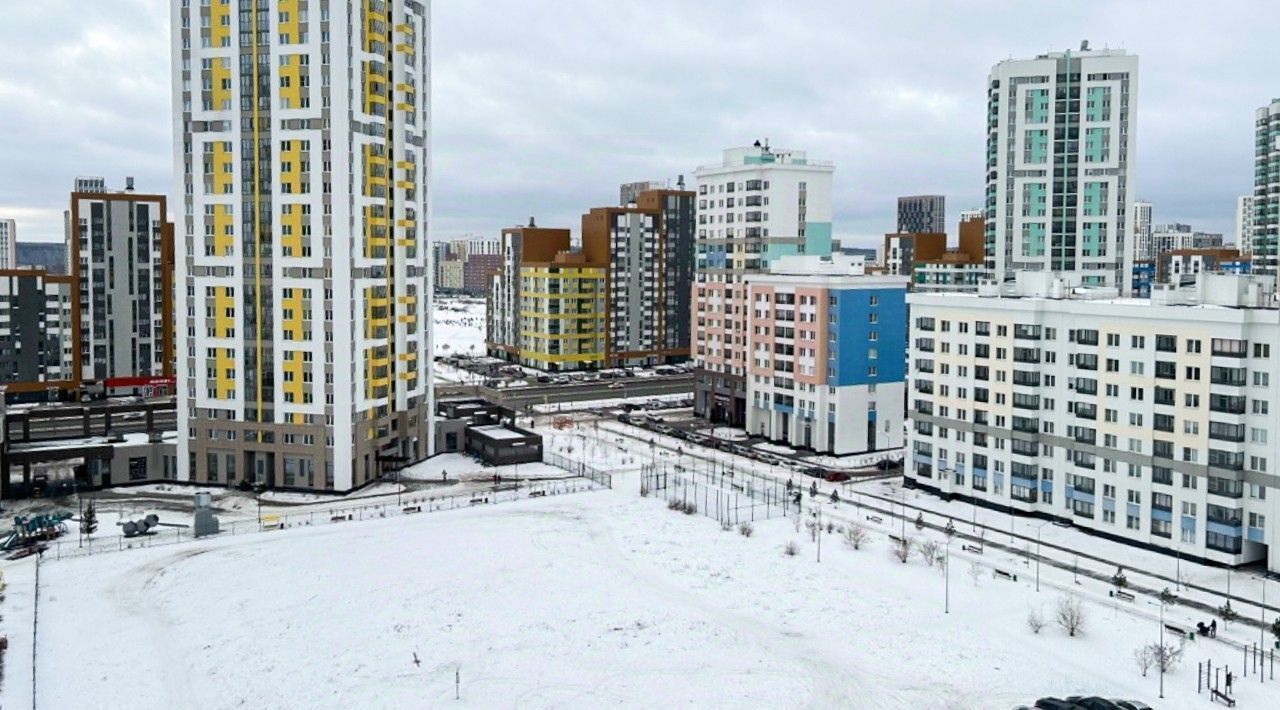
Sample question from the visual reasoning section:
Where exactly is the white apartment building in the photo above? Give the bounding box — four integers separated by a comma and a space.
906, 272, 1280, 573
68, 178, 172, 382
1133, 201, 1153, 261
0, 219, 16, 269
692, 143, 834, 425
1145, 223, 1225, 263
1235, 195, 1255, 256
171, 0, 433, 492
743, 254, 907, 455
984, 44, 1138, 293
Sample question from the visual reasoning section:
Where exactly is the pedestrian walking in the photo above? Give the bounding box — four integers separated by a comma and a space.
1225, 670, 1233, 692
1210, 619, 1217, 638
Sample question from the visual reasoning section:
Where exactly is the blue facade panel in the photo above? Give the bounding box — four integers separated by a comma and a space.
1151, 508, 1173, 523
827, 286, 906, 387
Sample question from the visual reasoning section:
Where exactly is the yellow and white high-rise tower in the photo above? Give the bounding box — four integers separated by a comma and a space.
171, 0, 433, 492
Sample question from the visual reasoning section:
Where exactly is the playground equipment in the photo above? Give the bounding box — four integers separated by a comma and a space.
120, 513, 160, 538
0, 512, 71, 550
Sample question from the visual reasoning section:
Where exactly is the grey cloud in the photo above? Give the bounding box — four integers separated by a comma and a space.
1, 0, 1276, 247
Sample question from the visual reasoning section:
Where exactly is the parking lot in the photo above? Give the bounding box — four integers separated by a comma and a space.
613, 406, 901, 481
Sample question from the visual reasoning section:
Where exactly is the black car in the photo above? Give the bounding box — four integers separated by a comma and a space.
1033, 699, 1077, 710
1066, 697, 1121, 710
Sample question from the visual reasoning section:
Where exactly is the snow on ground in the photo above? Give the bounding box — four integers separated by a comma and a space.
433, 297, 485, 358
399, 452, 572, 482
5, 483, 1269, 709
706, 426, 749, 441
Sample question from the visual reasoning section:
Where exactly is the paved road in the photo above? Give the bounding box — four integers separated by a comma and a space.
480, 374, 694, 410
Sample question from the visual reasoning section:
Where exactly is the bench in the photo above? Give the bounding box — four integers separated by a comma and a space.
402, 505, 422, 514
1111, 590, 1135, 602
1211, 688, 1236, 706
888, 534, 903, 545
866, 515, 884, 524
1164, 623, 1187, 638
731, 483, 744, 492
994, 569, 1018, 582
469, 498, 488, 506
330, 514, 349, 523
962, 544, 983, 554
528, 490, 547, 498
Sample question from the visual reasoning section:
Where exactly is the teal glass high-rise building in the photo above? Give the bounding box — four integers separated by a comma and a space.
984, 43, 1138, 294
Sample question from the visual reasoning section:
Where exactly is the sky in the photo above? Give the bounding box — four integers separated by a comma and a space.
0, 0, 1275, 248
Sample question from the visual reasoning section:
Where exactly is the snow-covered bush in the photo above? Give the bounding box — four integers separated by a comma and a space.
843, 523, 868, 550
738, 522, 754, 538
1055, 595, 1086, 637
1027, 608, 1046, 634
917, 540, 941, 567
892, 536, 913, 563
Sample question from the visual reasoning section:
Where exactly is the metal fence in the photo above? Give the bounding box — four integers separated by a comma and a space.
542, 452, 613, 489
641, 462, 795, 525
45, 477, 600, 563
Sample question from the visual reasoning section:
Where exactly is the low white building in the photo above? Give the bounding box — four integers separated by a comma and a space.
906, 272, 1280, 573
743, 254, 907, 456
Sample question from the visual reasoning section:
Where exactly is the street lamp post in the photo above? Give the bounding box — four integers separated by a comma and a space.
945, 539, 951, 614
1034, 521, 1050, 593
1159, 597, 1165, 699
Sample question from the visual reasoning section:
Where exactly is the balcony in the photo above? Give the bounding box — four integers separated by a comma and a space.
914, 401, 934, 416
1074, 403, 1097, 420
1209, 395, 1247, 414
1014, 325, 1041, 340
1072, 429, 1096, 445
1208, 422, 1245, 443
1075, 354, 1098, 371
1154, 387, 1176, 406
1208, 477, 1244, 499
1073, 378, 1097, 395
1013, 348, 1041, 364
1154, 362, 1177, 380
1013, 371, 1041, 387
1012, 416, 1039, 434
1210, 367, 1246, 387
914, 338, 935, 353
1075, 330, 1099, 346
1208, 450, 1244, 472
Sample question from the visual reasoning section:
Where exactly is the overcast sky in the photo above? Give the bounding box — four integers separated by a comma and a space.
0, 0, 1275, 247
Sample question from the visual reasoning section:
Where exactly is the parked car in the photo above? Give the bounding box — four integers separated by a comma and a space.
1109, 701, 1153, 710
800, 466, 825, 479
1033, 700, 1077, 710
1066, 698, 1121, 710
607, 382, 625, 389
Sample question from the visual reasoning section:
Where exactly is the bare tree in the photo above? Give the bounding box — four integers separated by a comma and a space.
968, 561, 983, 587
738, 522, 754, 538
917, 539, 941, 567
1055, 595, 1086, 637
1027, 608, 1046, 634
892, 535, 914, 563
805, 519, 818, 542
844, 522, 869, 550
1133, 645, 1155, 677
1151, 640, 1184, 673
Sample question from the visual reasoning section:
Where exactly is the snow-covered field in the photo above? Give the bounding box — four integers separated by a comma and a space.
4, 476, 1270, 709
433, 297, 485, 358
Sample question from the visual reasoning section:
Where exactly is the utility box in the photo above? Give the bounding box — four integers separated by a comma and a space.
193, 492, 219, 537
